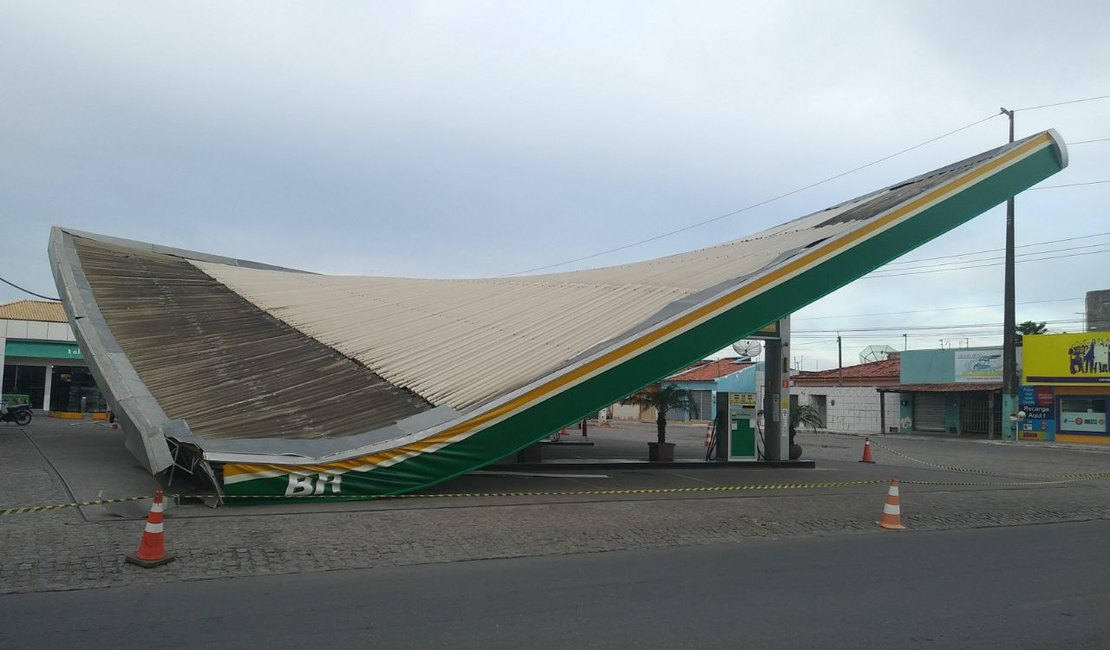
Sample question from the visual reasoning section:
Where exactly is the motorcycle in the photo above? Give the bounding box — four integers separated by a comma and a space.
0, 404, 33, 425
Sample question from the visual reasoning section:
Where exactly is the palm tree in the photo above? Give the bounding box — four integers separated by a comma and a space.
627, 383, 699, 445
789, 403, 824, 445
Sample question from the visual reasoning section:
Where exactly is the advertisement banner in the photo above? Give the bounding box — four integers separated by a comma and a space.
954, 349, 1003, 383
1022, 333, 1110, 385
1018, 385, 1055, 441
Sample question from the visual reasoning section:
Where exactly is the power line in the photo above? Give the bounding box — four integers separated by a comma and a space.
873, 242, 1110, 274
506, 94, 1109, 277
0, 276, 60, 301
795, 318, 1084, 335
1068, 138, 1110, 145
1029, 180, 1110, 191
1015, 94, 1110, 111
793, 297, 1084, 322
881, 231, 1110, 267
792, 319, 1087, 338
864, 247, 1110, 278
504, 112, 1002, 276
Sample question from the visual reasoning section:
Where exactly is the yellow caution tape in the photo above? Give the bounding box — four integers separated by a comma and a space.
4, 470, 1108, 516
0, 495, 149, 517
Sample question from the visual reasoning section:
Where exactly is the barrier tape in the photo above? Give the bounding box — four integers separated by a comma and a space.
901, 471, 1110, 488
0, 495, 149, 517
867, 439, 1110, 481
868, 439, 1001, 476
222, 479, 889, 500
5, 471, 1109, 517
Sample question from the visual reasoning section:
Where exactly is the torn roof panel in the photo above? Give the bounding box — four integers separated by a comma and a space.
49, 130, 1067, 493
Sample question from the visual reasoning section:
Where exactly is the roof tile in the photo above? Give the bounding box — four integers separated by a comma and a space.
0, 300, 68, 323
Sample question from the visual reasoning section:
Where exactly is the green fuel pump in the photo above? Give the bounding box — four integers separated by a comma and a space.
715, 391, 758, 461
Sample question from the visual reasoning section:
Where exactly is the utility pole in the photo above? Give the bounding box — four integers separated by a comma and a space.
902, 333, 907, 351
1000, 107, 1017, 441
837, 333, 843, 386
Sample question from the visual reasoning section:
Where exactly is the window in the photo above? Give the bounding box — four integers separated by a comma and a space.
1058, 397, 1108, 435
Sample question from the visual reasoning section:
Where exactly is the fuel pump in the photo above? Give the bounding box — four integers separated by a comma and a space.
714, 391, 758, 461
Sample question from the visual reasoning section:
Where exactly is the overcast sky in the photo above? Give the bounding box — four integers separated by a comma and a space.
2, 1, 1108, 371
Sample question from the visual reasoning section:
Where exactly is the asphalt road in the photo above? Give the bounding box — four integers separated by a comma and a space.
4, 520, 1107, 649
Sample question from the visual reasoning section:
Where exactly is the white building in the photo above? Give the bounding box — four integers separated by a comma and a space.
791, 357, 901, 435
0, 300, 102, 412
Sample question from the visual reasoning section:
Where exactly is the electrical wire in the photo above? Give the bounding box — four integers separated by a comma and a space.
870, 242, 1110, 274
793, 297, 1083, 322
1068, 138, 1110, 145
793, 318, 1085, 336
880, 231, 1110, 267
0, 276, 60, 301
1028, 180, 1110, 191
1015, 94, 1110, 111
864, 247, 1110, 279
503, 113, 1002, 276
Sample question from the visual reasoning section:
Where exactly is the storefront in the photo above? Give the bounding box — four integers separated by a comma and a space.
1, 300, 107, 413
1020, 333, 1109, 445
883, 347, 1005, 437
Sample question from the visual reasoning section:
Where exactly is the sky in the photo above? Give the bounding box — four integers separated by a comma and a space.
2, 1, 1108, 372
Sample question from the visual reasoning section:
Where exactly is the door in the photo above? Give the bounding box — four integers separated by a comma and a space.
913, 393, 946, 432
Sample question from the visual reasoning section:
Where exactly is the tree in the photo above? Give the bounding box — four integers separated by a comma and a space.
1015, 320, 1048, 347
627, 384, 699, 445
789, 403, 824, 445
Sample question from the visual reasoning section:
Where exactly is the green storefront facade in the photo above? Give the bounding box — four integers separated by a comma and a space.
2, 338, 106, 413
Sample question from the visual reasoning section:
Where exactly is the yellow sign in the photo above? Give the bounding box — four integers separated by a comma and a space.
1022, 333, 1110, 386
729, 392, 757, 407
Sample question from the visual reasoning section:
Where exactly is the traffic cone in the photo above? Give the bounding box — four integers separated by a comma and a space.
876, 478, 906, 530
704, 425, 713, 448
859, 437, 875, 463
126, 490, 176, 567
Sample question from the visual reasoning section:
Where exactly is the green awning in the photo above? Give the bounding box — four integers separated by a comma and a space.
4, 340, 84, 360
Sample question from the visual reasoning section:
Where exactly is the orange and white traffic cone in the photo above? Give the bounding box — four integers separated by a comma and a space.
876, 477, 906, 530
860, 437, 875, 463
126, 489, 176, 567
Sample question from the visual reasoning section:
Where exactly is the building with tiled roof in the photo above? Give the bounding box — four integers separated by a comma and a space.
1, 300, 103, 413
790, 355, 901, 435
666, 358, 754, 382
660, 357, 761, 423
0, 300, 68, 323
792, 356, 900, 387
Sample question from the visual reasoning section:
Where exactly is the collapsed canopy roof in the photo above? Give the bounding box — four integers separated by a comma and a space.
50, 130, 1067, 495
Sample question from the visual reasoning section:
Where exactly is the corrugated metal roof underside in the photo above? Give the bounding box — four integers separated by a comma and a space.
72, 237, 433, 440
195, 144, 992, 412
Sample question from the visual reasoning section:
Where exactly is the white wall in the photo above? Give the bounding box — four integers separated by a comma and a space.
793, 386, 900, 435
0, 319, 76, 342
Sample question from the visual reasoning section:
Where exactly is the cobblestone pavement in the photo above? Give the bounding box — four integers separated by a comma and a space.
2, 425, 1108, 594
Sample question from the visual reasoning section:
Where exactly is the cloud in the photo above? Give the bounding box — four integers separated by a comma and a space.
1, 1, 1108, 373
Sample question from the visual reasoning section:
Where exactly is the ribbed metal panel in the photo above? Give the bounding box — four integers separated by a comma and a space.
73, 237, 432, 440
196, 217, 850, 410
195, 149, 998, 413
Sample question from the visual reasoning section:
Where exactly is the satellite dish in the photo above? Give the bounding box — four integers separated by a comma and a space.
731, 340, 762, 360
859, 345, 897, 363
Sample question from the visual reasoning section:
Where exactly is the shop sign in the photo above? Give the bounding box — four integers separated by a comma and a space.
3, 340, 83, 359
954, 349, 1002, 383
1060, 411, 1107, 434
1018, 385, 1055, 440
1023, 333, 1110, 385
